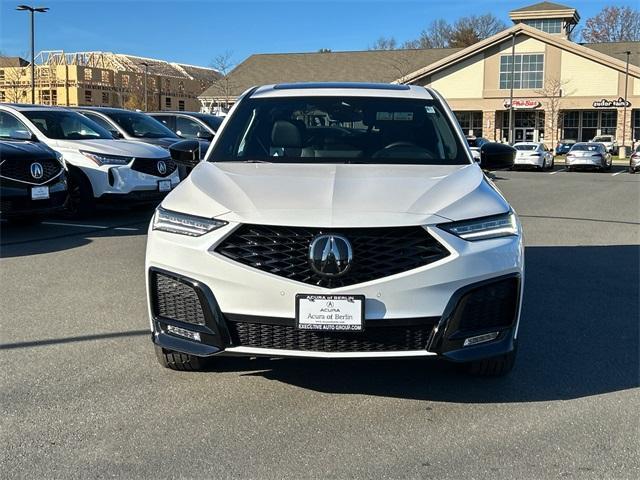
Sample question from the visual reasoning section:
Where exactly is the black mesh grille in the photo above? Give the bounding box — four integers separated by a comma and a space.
227, 321, 435, 352
131, 157, 177, 177
215, 225, 449, 288
152, 272, 205, 325
455, 278, 519, 333
0, 158, 62, 184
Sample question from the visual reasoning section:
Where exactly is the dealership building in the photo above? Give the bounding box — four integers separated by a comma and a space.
199, 2, 640, 148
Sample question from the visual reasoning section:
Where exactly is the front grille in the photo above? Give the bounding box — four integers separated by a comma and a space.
131, 157, 176, 177
227, 320, 435, 352
215, 225, 450, 288
152, 272, 205, 325
0, 158, 62, 184
454, 278, 519, 333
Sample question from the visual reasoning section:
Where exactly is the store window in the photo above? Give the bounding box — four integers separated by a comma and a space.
499, 54, 544, 89
562, 111, 579, 141
600, 111, 617, 135
500, 110, 545, 142
454, 111, 483, 137
633, 110, 640, 143
522, 19, 562, 34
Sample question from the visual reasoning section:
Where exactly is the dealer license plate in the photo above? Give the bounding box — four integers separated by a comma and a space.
296, 294, 365, 331
31, 186, 50, 200
158, 180, 172, 192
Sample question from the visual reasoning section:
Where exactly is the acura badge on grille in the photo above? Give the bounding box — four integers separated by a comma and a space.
30, 162, 44, 179
157, 160, 167, 175
309, 234, 353, 277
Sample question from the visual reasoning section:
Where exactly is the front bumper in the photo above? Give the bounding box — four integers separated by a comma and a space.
0, 176, 68, 217
146, 223, 524, 361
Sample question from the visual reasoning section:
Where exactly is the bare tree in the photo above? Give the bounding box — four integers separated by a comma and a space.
403, 19, 452, 49
208, 51, 236, 110
450, 14, 507, 48
535, 78, 573, 149
581, 6, 640, 42
369, 36, 398, 51
2, 67, 28, 103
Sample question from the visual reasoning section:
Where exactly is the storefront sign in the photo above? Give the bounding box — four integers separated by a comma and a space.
503, 99, 541, 109
592, 97, 631, 108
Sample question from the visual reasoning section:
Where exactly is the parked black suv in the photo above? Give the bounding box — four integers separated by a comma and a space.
0, 136, 67, 221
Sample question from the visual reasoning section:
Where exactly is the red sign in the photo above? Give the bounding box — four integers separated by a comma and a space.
503, 99, 541, 109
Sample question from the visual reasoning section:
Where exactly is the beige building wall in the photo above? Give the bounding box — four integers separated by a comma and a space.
560, 50, 619, 97
430, 54, 484, 99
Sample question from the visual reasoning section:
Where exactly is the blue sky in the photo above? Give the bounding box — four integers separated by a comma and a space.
0, 0, 629, 68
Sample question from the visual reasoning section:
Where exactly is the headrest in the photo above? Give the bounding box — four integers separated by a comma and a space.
271, 120, 302, 148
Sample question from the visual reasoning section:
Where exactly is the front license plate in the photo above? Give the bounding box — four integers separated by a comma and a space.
158, 180, 172, 192
31, 186, 50, 200
296, 294, 365, 331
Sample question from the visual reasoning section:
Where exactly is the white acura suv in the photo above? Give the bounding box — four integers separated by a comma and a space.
0, 104, 180, 215
146, 83, 523, 376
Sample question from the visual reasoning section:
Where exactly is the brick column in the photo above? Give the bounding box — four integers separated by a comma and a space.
482, 111, 497, 141
616, 107, 633, 148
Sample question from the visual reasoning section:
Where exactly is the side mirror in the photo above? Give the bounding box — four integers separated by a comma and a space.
197, 130, 214, 141
11, 129, 35, 141
169, 139, 201, 167
480, 142, 516, 170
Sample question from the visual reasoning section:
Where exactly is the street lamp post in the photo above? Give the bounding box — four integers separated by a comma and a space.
140, 61, 149, 111
620, 50, 631, 159
16, 5, 49, 104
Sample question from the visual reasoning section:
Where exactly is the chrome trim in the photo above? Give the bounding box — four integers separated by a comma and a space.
223, 346, 436, 359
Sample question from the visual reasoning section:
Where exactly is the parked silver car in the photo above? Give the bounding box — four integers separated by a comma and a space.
629, 145, 640, 174
513, 142, 554, 170
566, 142, 612, 172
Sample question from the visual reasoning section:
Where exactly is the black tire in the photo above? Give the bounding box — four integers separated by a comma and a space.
66, 169, 95, 218
154, 345, 208, 371
464, 349, 517, 377
630, 167, 635, 174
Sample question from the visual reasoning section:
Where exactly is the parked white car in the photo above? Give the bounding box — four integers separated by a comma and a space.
566, 142, 612, 171
146, 83, 523, 377
0, 105, 180, 215
591, 135, 618, 154
513, 142, 554, 170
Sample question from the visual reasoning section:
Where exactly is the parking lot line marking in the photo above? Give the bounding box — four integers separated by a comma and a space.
611, 170, 626, 176
42, 221, 108, 229
549, 168, 566, 175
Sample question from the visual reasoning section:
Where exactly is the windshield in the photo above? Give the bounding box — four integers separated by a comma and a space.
592, 136, 611, 142
515, 144, 537, 151
199, 115, 224, 131
106, 111, 178, 139
22, 110, 113, 140
210, 96, 468, 165
571, 144, 601, 152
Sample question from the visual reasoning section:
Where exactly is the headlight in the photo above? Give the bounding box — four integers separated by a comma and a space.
80, 150, 133, 166
438, 211, 519, 241
152, 207, 227, 237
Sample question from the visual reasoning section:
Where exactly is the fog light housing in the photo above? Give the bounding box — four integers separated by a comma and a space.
463, 331, 499, 347
166, 324, 201, 342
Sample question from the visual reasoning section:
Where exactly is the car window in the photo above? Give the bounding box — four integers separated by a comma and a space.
199, 115, 223, 131
571, 144, 600, 152
153, 115, 176, 131
176, 117, 206, 139
514, 144, 536, 151
82, 112, 117, 134
592, 136, 611, 142
211, 96, 468, 165
0, 111, 31, 139
104, 111, 178, 139
22, 110, 113, 140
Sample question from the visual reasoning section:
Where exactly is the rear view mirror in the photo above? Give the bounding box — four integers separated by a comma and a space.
11, 129, 35, 141
197, 130, 214, 141
480, 143, 516, 170
169, 140, 201, 168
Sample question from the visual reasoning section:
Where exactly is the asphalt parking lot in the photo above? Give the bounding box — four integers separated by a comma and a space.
1, 165, 639, 479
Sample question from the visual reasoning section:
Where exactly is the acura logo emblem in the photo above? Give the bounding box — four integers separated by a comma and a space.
309, 234, 353, 277
30, 162, 44, 179
157, 160, 167, 175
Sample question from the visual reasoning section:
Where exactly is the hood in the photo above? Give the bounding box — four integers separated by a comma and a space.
0, 140, 58, 162
49, 139, 169, 158
162, 162, 510, 227
131, 137, 178, 148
